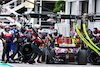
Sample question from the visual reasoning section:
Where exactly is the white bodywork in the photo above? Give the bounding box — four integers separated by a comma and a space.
59, 43, 76, 47
55, 43, 76, 54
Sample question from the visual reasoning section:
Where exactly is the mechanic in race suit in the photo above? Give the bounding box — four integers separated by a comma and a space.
1, 25, 13, 62
48, 26, 54, 34
10, 25, 24, 62
10, 23, 18, 51
48, 29, 63, 48
28, 29, 43, 64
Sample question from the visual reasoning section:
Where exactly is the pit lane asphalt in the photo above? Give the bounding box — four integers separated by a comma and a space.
10, 63, 100, 67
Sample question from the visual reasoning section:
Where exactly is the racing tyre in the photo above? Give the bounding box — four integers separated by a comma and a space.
42, 48, 46, 62
89, 51, 100, 65
21, 43, 33, 56
46, 49, 55, 64
78, 50, 87, 65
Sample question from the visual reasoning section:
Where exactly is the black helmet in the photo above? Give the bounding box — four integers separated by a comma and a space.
87, 29, 92, 35
93, 28, 98, 34
21, 26, 26, 33
13, 23, 16, 28
26, 33, 32, 42
87, 29, 93, 38
54, 29, 58, 34
26, 33, 32, 39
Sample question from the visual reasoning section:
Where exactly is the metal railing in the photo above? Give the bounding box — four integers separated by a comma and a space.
4, 0, 25, 9
1, 0, 25, 24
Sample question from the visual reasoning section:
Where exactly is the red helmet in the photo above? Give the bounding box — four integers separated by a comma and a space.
39, 27, 42, 30
50, 26, 53, 29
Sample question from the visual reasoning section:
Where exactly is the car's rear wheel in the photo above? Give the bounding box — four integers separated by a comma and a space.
78, 50, 87, 65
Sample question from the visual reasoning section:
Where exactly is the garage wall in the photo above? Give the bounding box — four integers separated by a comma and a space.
71, 2, 76, 15
95, 0, 100, 22
88, 22, 100, 31
88, 0, 100, 31
55, 23, 70, 37
96, 0, 100, 14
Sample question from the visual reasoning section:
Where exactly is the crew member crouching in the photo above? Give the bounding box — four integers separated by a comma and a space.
28, 30, 43, 64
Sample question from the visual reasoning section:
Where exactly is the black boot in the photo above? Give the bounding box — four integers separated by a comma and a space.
28, 59, 35, 64
1, 55, 5, 63
37, 60, 42, 63
2, 59, 4, 61
9, 59, 16, 63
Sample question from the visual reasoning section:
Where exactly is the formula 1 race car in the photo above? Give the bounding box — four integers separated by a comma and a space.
42, 38, 87, 65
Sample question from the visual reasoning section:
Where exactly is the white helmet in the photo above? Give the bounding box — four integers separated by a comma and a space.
16, 23, 21, 28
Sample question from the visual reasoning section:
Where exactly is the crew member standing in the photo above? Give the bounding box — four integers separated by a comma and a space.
48, 29, 63, 48
48, 26, 54, 34
38, 27, 46, 39
10, 25, 22, 62
1, 25, 13, 63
